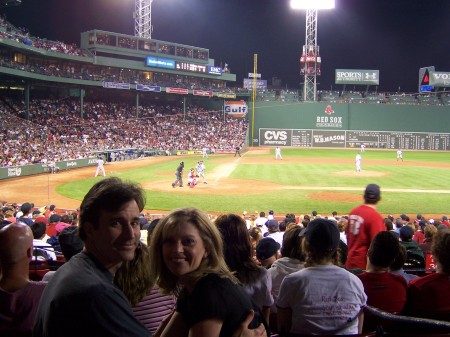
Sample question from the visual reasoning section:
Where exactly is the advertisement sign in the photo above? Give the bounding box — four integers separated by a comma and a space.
418, 66, 435, 92
429, 71, 450, 87
145, 57, 175, 69
259, 129, 291, 146
166, 87, 189, 95
208, 66, 222, 75
217, 93, 236, 99
102, 82, 130, 89
224, 101, 248, 118
243, 78, 268, 91
248, 73, 261, 78
312, 130, 346, 147
136, 84, 161, 92
193, 90, 213, 97
335, 69, 379, 85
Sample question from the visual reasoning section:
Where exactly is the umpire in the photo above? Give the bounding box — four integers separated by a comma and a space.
172, 161, 184, 188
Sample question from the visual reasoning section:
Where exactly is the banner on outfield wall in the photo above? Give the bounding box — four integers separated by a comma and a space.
224, 101, 248, 118
0, 158, 97, 180
176, 150, 203, 156
335, 69, 379, 85
429, 71, 450, 87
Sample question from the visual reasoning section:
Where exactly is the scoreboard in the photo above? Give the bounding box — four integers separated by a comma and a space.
259, 128, 450, 150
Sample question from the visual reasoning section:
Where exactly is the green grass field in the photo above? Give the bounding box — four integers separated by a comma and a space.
56, 148, 450, 216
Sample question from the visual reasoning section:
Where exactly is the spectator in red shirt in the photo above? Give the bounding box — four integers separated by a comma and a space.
406, 229, 450, 320
346, 184, 385, 270
357, 231, 407, 332
412, 220, 425, 244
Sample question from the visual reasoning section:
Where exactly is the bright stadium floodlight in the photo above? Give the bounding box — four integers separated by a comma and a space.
291, 0, 335, 101
290, 0, 335, 10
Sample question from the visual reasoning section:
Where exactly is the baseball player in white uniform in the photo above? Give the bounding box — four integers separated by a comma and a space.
355, 153, 362, 172
275, 147, 283, 160
360, 144, 366, 152
202, 147, 208, 159
94, 156, 106, 177
397, 149, 403, 161
196, 160, 207, 184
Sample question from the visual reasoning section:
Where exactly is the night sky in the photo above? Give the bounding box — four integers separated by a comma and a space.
2, 0, 449, 92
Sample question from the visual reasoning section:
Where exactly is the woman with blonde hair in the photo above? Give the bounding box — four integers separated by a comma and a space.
149, 207, 269, 337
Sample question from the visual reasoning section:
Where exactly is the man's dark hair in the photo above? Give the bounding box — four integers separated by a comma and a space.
78, 177, 145, 241
58, 226, 84, 260
390, 244, 407, 271
367, 231, 399, 268
384, 219, 393, 231
31, 221, 47, 239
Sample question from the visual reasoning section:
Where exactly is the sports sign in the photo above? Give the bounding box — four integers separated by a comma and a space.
335, 69, 379, 85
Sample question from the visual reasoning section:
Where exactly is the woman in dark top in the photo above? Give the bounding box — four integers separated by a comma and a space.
149, 207, 269, 337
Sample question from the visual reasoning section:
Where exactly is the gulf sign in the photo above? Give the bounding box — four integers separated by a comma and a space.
225, 101, 248, 118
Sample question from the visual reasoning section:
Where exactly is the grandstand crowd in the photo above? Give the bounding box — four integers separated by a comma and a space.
0, 98, 248, 167
1, 187, 450, 336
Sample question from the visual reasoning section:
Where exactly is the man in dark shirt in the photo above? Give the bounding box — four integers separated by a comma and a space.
172, 161, 184, 188
34, 177, 150, 337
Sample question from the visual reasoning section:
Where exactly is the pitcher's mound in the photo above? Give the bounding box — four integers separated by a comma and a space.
335, 170, 388, 177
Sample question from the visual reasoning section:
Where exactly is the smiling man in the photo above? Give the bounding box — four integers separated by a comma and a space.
34, 177, 150, 337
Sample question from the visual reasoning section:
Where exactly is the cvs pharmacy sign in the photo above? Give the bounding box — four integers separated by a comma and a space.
260, 129, 291, 146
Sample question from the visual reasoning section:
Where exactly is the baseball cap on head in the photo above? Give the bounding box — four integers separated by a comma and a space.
269, 210, 274, 215
364, 184, 381, 200
442, 215, 448, 221
266, 219, 279, 231
299, 218, 340, 252
256, 237, 280, 261
399, 225, 414, 240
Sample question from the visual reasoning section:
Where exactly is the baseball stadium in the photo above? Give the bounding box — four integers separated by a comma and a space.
1, 0, 450, 335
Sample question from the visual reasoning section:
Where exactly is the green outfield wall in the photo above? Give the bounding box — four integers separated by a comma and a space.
250, 102, 450, 150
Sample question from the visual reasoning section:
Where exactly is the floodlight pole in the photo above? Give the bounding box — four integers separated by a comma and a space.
303, 9, 318, 102
135, 0, 153, 39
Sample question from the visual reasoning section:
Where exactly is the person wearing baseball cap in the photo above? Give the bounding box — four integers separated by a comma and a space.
277, 218, 367, 335
345, 184, 385, 270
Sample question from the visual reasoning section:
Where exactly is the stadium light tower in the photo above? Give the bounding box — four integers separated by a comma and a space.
290, 0, 335, 102
134, 0, 153, 39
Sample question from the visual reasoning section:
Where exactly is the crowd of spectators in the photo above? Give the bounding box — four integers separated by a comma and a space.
0, 97, 248, 167
1, 194, 450, 336
0, 16, 85, 56
0, 53, 234, 93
